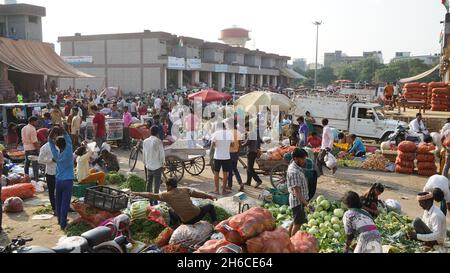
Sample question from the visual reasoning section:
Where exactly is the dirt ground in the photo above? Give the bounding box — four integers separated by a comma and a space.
1, 148, 449, 249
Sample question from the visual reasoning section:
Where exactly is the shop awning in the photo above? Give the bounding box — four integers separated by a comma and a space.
0, 37, 94, 78
280, 68, 307, 80
399, 64, 439, 83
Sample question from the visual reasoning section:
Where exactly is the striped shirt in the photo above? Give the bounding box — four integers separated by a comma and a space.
287, 161, 309, 209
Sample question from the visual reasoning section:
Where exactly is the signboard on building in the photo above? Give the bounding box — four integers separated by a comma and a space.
186, 59, 202, 70
239, 66, 248, 74
62, 56, 93, 65
215, 64, 228, 73
168, 57, 186, 70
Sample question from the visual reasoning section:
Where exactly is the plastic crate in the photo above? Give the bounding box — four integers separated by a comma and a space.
72, 183, 97, 198
268, 188, 289, 206
84, 186, 129, 213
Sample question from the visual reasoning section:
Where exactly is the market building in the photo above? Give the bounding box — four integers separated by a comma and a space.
58, 30, 303, 94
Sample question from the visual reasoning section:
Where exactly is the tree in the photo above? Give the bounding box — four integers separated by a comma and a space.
317, 67, 337, 86
335, 65, 357, 82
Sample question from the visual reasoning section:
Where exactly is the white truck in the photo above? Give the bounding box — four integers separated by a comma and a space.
292, 96, 407, 141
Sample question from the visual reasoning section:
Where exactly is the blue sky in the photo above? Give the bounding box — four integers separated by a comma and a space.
17, 0, 446, 64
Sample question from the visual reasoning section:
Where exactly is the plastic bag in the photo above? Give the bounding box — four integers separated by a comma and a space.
1, 183, 35, 202
385, 199, 402, 213
290, 232, 319, 253
3, 197, 24, 213
246, 228, 293, 253
169, 221, 214, 247
31, 181, 45, 193
195, 239, 233, 253
130, 201, 150, 221
215, 207, 275, 245
325, 152, 337, 169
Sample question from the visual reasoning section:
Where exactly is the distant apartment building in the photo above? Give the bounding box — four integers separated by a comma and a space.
307, 63, 323, 70
391, 52, 440, 65
0, 3, 45, 41
58, 31, 303, 94
291, 58, 307, 72
324, 50, 383, 67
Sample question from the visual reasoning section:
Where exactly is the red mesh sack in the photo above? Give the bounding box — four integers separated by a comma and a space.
418, 169, 437, 177
395, 165, 414, 175
1, 183, 35, 202
429, 82, 447, 88
395, 160, 414, 169
246, 228, 293, 253
416, 154, 435, 162
195, 239, 233, 253
147, 206, 168, 227
215, 207, 275, 245
398, 141, 416, 153
3, 197, 24, 213
417, 143, 435, 154
155, 227, 174, 247
397, 152, 415, 161
72, 201, 117, 226
291, 232, 319, 253
417, 162, 437, 171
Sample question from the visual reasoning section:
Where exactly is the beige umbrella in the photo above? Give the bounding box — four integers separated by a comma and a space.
234, 91, 293, 112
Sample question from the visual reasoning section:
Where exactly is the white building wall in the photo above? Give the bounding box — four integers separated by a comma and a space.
143, 38, 166, 64
107, 39, 140, 64
75, 68, 106, 90
107, 68, 141, 93
143, 67, 161, 91
74, 40, 105, 64
60, 41, 73, 56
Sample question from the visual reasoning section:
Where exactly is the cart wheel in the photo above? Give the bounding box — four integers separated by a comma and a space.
128, 146, 140, 172
185, 156, 206, 176
163, 156, 185, 182
270, 163, 288, 189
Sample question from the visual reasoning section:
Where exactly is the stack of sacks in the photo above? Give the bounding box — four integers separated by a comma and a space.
416, 143, 437, 177
395, 141, 416, 175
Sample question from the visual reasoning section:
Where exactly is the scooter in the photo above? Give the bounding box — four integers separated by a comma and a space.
388, 126, 421, 145
0, 226, 132, 254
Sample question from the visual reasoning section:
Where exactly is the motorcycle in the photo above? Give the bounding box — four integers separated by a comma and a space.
0, 223, 132, 254
388, 126, 421, 146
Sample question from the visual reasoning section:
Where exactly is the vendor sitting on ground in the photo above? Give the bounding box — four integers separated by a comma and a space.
307, 132, 322, 148
338, 132, 353, 144
347, 135, 366, 157
132, 178, 218, 228
408, 192, 447, 247
360, 183, 385, 218
92, 149, 120, 173
75, 142, 106, 185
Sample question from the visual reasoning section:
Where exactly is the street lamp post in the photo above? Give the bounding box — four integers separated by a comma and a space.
313, 21, 323, 90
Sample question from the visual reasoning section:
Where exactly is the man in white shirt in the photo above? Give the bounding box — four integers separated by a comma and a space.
143, 126, 165, 203
154, 97, 162, 113
211, 121, 233, 196
38, 142, 57, 215
393, 82, 400, 108
130, 99, 138, 117
440, 118, 450, 135
423, 175, 450, 216
317, 118, 337, 175
408, 192, 447, 247
409, 113, 429, 140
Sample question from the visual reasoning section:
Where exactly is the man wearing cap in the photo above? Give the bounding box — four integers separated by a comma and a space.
287, 148, 310, 237
408, 192, 447, 247
423, 175, 450, 216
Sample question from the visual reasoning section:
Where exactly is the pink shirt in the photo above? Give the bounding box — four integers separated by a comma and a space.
123, 112, 133, 128
321, 125, 334, 150
22, 124, 38, 151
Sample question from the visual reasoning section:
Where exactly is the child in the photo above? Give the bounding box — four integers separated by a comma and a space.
307, 132, 322, 148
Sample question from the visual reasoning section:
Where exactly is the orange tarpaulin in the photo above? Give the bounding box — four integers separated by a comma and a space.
0, 37, 94, 78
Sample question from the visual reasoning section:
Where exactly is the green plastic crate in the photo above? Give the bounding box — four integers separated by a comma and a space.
73, 183, 97, 198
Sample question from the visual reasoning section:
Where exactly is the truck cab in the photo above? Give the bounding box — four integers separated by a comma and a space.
349, 103, 406, 140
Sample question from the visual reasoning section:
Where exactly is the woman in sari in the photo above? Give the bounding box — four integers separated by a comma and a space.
361, 183, 385, 218
342, 191, 382, 253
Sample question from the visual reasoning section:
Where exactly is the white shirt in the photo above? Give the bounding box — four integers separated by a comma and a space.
441, 123, 450, 135
143, 136, 165, 171
393, 86, 400, 96
321, 125, 334, 150
38, 143, 57, 176
417, 206, 447, 244
211, 129, 233, 160
76, 149, 93, 181
154, 98, 162, 110
409, 119, 426, 133
130, 102, 137, 113
423, 175, 450, 203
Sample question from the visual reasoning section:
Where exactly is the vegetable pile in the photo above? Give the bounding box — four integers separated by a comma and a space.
300, 196, 347, 253
203, 206, 232, 223
120, 174, 146, 192
361, 154, 390, 171
337, 159, 362, 169
33, 206, 54, 215
263, 203, 293, 227
375, 212, 423, 253
130, 219, 166, 245
105, 172, 126, 185
65, 222, 93, 237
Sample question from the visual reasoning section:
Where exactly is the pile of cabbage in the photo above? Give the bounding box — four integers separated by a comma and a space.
263, 203, 293, 227
300, 196, 347, 253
